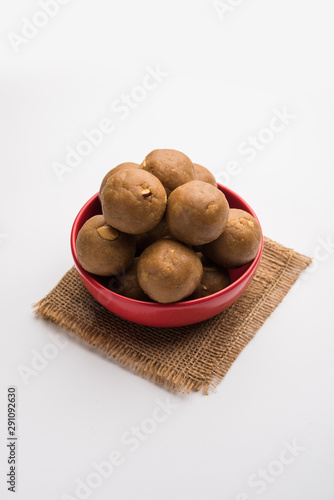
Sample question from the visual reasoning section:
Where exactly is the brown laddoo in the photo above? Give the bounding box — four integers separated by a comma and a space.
76, 215, 136, 276
202, 209, 262, 268
101, 169, 167, 234
137, 239, 203, 303
99, 162, 139, 197
166, 180, 229, 246
135, 217, 171, 254
187, 261, 231, 300
107, 258, 149, 301
194, 163, 217, 187
141, 149, 195, 194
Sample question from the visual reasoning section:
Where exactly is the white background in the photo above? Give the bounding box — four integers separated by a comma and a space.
1, 1, 334, 499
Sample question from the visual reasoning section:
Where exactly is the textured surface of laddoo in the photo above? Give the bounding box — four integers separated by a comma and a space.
202, 209, 262, 268
135, 217, 171, 254
137, 239, 203, 303
101, 169, 167, 234
99, 162, 139, 197
166, 180, 229, 246
141, 149, 195, 194
76, 215, 136, 276
107, 258, 149, 301
193, 163, 217, 187
187, 262, 231, 300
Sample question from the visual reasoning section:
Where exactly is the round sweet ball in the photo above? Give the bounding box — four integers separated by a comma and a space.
136, 216, 170, 254
193, 163, 217, 187
76, 215, 136, 276
101, 169, 167, 234
107, 258, 149, 301
166, 180, 229, 246
137, 239, 203, 303
99, 162, 139, 197
202, 209, 262, 268
187, 261, 231, 300
141, 149, 195, 194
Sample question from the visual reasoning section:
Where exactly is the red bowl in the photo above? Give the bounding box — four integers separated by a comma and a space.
70, 184, 263, 328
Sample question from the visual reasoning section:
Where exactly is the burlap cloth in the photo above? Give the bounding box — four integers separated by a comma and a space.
34, 237, 311, 394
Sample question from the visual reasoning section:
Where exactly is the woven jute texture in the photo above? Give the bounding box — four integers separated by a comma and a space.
34, 237, 311, 394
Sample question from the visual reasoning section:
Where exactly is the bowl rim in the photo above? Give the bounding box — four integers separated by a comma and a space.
70, 183, 263, 309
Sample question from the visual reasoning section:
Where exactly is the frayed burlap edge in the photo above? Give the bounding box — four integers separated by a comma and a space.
201, 248, 312, 393
33, 237, 312, 394
33, 293, 208, 393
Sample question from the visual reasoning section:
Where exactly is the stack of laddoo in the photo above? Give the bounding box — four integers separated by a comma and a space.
76, 149, 261, 303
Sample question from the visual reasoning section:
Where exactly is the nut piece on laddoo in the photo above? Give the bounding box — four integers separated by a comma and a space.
202, 208, 262, 268
137, 239, 203, 303
99, 162, 139, 198
193, 163, 217, 187
76, 215, 136, 276
101, 169, 167, 234
107, 258, 149, 301
141, 149, 195, 194
166, 180, 229, 246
